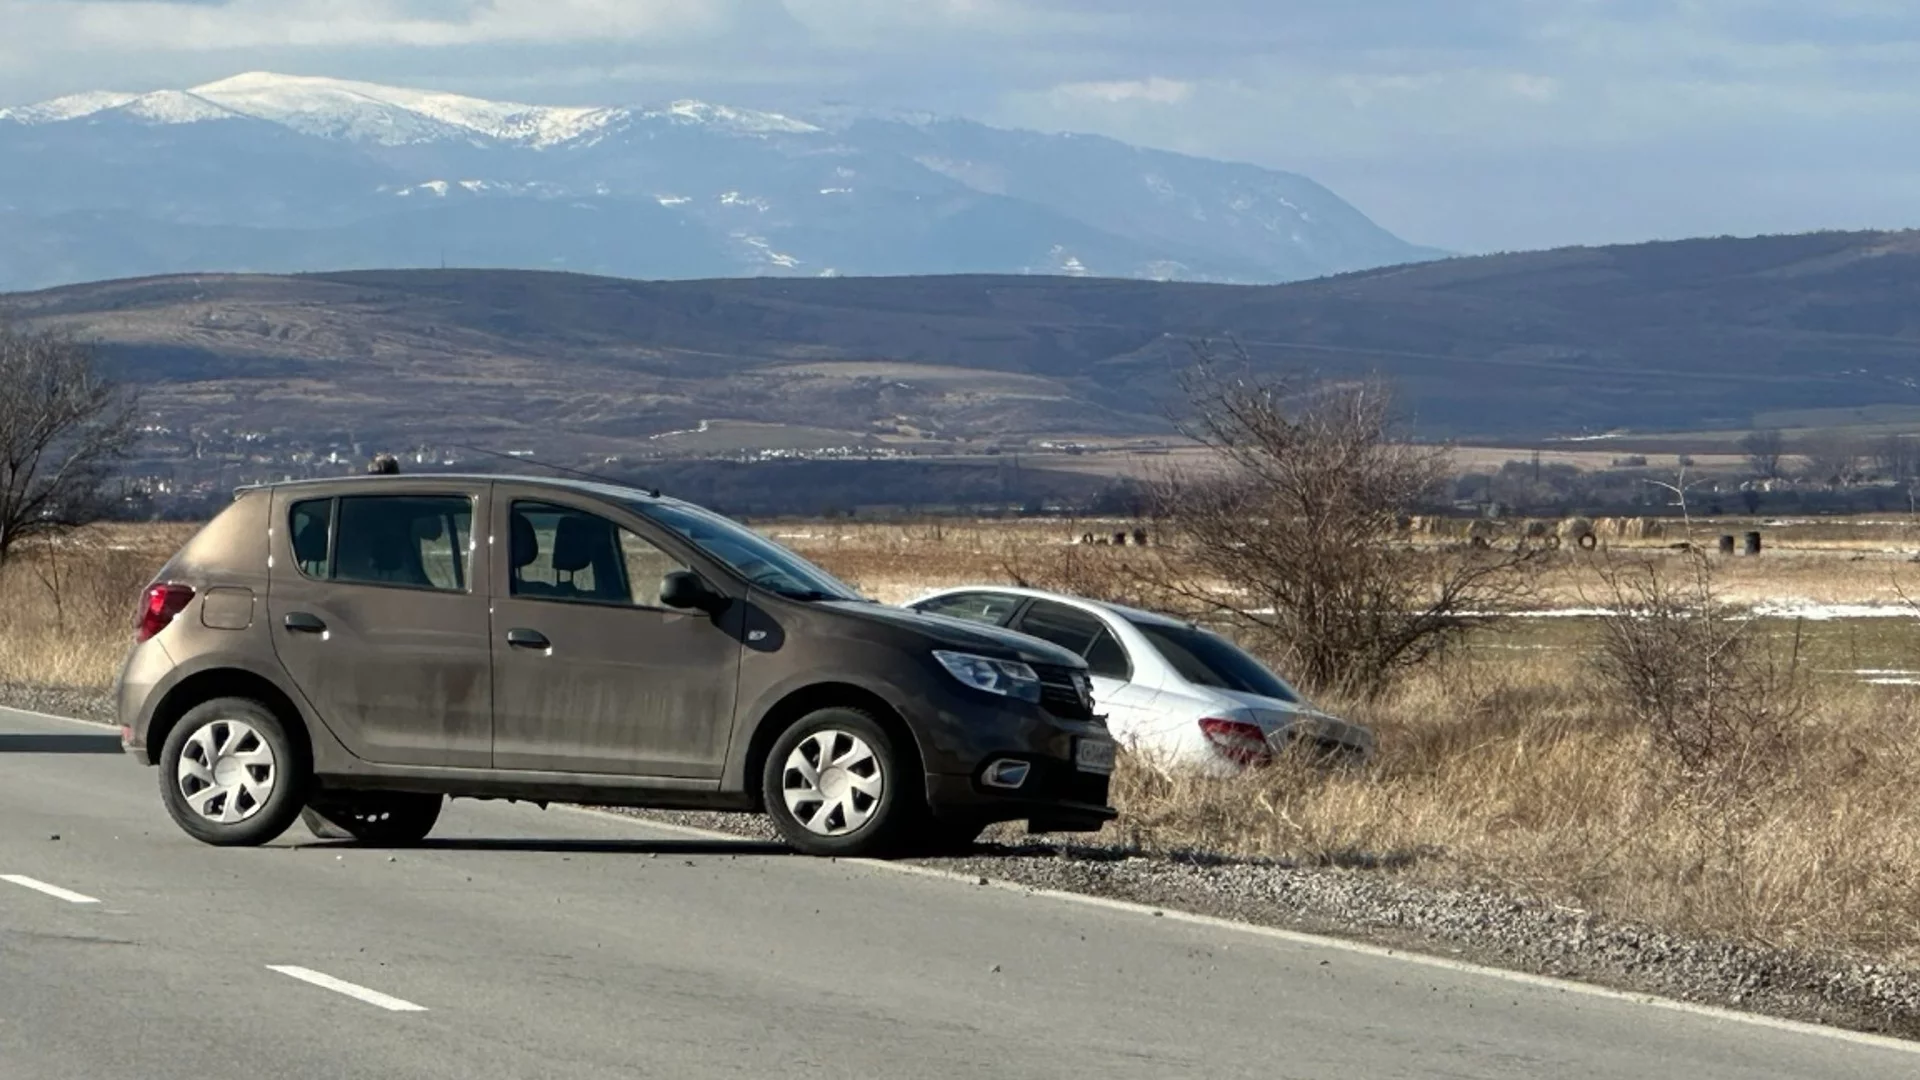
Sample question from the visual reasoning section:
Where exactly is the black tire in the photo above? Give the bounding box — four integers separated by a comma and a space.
159, 697, 309, 847
762, 707, 914, 857
303, 792, 443, 846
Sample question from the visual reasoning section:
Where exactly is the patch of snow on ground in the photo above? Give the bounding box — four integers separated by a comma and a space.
738, 235, 800, 267
1, 90, 139, 123
1749, 600, 1920, 620
120, 91, 238, 124
655, 100, 819, 134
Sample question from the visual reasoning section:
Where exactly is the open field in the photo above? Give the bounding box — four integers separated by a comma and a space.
7, 513, 1920, 970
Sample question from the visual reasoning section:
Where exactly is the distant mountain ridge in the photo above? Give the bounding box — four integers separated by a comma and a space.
0, 71, 1445, 291
7, 230, 1920, 466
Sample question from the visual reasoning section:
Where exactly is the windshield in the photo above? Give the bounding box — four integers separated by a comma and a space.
633, 500, 867, 602
1130, 621, 1304, 704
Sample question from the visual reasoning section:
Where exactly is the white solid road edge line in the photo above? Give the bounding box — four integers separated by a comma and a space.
0, 704, 121, 731
559, 805, 1920, 1058
1, 874, 101, 904
267, 965, 429, 1012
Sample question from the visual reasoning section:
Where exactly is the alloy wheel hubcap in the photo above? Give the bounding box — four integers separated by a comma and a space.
782, 730, 883, 837
176, 719, 276, 824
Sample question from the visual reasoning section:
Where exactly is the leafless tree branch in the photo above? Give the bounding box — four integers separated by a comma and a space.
0, 321, 140, 567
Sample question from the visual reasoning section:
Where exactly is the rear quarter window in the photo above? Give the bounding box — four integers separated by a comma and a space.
289, 498, 332, 578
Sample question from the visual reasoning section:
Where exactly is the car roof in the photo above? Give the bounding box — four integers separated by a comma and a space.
239, 473, 684, 508
914, 583, 1194, 629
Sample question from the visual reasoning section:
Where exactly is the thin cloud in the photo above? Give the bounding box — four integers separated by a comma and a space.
1054, 77, 1192, 105
0, 0, 1914, 253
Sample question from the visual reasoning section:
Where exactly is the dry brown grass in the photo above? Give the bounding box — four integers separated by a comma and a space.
1097, 651, 1920, 961
759, 516, 1920, 612
0, 524, 190, 690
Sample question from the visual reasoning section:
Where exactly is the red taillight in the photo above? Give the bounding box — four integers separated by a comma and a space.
135, 583, 194, 642
1198, 717, 1273, 766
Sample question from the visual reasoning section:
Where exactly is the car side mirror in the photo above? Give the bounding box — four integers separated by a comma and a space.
660, 570, 722, 612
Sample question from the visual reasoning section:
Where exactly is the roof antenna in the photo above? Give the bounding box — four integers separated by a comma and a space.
448, 443, 659, 498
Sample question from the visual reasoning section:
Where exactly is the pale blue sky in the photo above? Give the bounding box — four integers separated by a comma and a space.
2, 0, 1914, 253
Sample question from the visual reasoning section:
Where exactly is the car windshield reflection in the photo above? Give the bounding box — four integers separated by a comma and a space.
633, 500, 868, 602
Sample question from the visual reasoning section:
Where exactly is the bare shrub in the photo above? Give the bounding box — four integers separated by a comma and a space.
1586, 473, 1811, 786
1797, 430, 1867, 487
1589, 552, 1808, 782
999, 527, 1175, 612
0, 321, 140, 568
1740, 427, 1786, 479
29, 528, 161, 632
1143, 343, 1539, 699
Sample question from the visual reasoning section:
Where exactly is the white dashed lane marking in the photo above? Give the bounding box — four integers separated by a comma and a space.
1, 874, 100, 904
266, 965, 429, 1012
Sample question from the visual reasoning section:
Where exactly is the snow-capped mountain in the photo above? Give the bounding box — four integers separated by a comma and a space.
0, 72, 1444, 291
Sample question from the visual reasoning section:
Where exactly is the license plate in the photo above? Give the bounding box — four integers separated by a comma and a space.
1074, 736, 1116, 775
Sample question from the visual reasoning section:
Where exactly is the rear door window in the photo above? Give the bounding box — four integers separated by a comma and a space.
290, 495, 473, 592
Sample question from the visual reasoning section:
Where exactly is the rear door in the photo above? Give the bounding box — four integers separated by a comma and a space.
487, 488, 742, 778
266, 483, 493, 767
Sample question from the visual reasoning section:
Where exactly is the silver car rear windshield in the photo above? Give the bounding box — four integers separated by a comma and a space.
1130, 621, 1302, 704
633, 500, 867, 602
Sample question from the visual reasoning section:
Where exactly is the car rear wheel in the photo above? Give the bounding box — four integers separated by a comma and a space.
302, 792, 443, 845
762, 707, 912, 857
159, 697, 308, 847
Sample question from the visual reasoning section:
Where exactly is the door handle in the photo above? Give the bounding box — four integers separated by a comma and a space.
283, 612, 327, 634
505, 628, 550, 650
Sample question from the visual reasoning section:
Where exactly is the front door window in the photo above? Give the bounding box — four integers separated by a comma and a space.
509, 501, 685, 607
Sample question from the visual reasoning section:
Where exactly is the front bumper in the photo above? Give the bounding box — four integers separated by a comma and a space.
926, 753, 1118, 832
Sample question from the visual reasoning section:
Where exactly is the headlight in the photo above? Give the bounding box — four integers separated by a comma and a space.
933, 650, 1043, 703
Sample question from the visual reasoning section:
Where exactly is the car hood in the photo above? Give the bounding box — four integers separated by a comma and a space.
819, 601, 1087, 668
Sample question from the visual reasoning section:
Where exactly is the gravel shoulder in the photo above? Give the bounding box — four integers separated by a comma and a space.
13, 682, 1916, 1043
611, 807, 1920, 1043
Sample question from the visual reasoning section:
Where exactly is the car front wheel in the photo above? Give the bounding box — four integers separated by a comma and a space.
763, 707, 912, 857
159, 697, 309, 847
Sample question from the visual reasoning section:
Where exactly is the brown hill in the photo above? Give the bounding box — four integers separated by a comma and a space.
6, 229, 1920, 464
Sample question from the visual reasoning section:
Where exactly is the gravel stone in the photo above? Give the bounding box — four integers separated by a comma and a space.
1, 683, 116, 724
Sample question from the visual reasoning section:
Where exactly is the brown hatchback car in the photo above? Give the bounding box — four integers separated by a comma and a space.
116, 475, 1118, 856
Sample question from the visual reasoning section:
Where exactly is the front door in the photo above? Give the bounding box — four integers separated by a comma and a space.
488, 492, 741, 777
1009, 599, 1161, 744
266, 485, 493, 767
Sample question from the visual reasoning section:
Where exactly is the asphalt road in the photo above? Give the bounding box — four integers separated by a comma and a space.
2, 705, 1915, 1080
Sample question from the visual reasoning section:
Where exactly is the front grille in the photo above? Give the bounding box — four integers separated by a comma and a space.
1032, 663, 1094, 722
